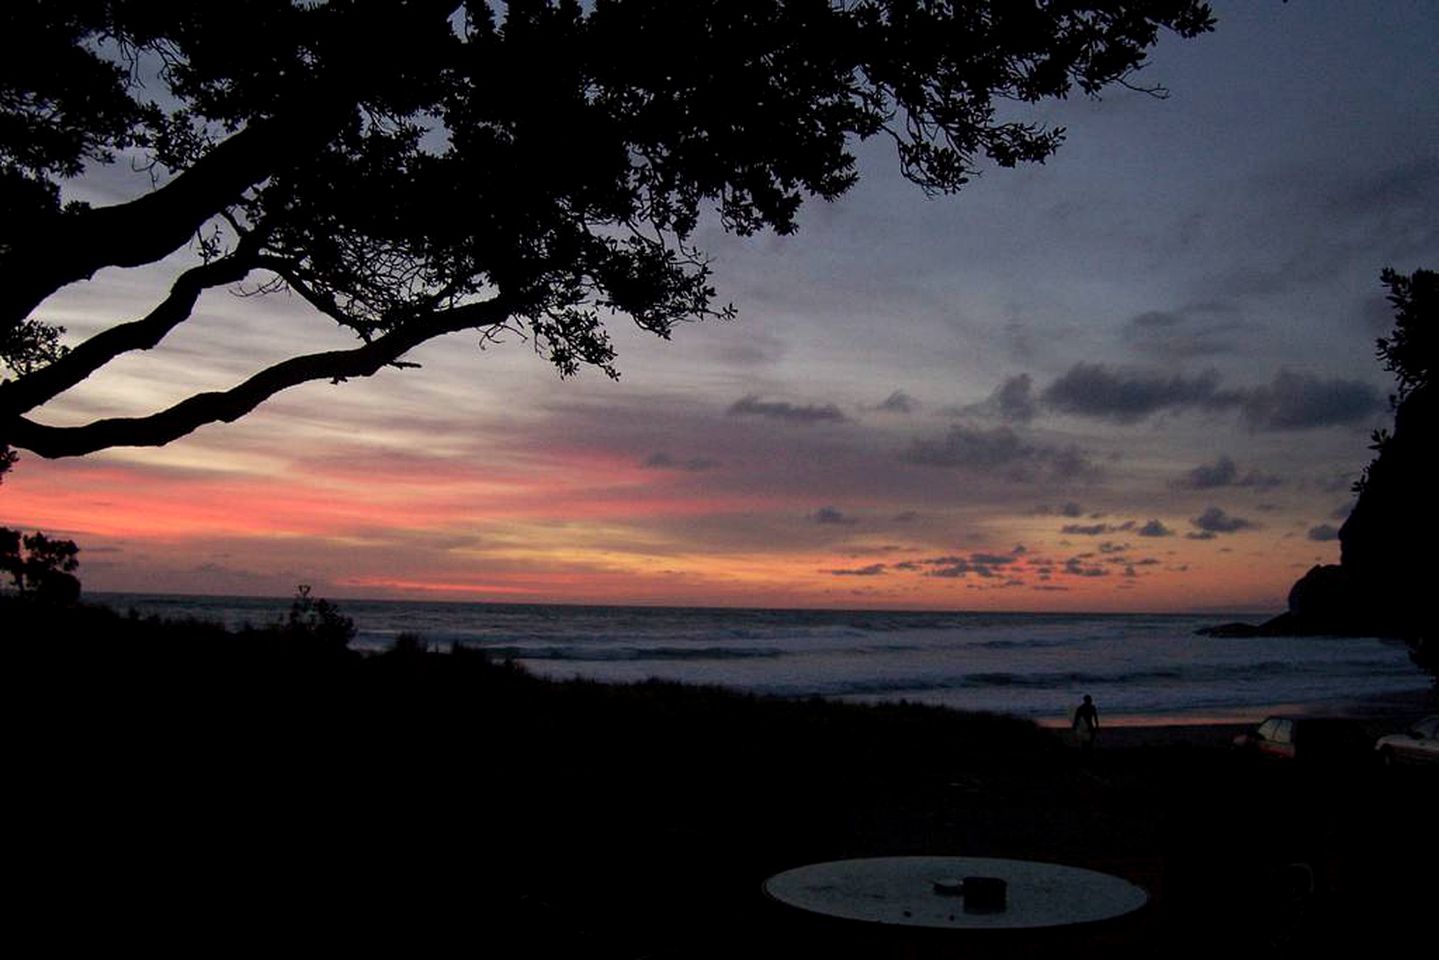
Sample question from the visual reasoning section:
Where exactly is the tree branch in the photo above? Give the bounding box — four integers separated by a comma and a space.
0, 0, 466, 331
0, 113, 332, 332
7, 297, 511, 458
252, 255, 372, 335
1, 244, 262, 418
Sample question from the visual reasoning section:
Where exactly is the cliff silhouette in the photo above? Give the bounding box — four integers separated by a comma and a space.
1280, 378, 1432, 639
1204, 269, 1434, 662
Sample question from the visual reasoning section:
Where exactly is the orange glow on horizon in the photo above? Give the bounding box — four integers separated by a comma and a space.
3, 448, 1314, 614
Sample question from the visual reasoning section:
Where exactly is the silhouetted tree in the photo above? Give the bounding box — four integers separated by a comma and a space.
0, 527, 81, 603
0, 1, 1213, 466
282, 583, 357, 654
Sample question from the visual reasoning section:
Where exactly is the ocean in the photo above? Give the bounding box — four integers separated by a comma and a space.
93, 593, 1432, 726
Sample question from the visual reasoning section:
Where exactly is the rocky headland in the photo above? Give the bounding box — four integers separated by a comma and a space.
1202, 270, 1433, 650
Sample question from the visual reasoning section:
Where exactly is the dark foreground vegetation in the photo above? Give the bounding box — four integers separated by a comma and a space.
8, 597, 1434, 958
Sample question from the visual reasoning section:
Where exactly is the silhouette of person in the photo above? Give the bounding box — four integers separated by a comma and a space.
1073, 694, 1099, 749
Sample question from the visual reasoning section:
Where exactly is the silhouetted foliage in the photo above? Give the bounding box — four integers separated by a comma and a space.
1376, 267, 1435, 405
0, 526, 80, 603
1350, 427, 1390, 496
281, 583, 356, 654
388, 632, 430, 657
1, 0, 1213, 463
1352, 267, 1434, 496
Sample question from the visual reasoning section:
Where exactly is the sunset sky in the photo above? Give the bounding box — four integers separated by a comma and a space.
4, 1, 1437, 612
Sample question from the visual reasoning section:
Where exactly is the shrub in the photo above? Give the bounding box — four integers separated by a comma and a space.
0, 527, 80, 604
281, 584, 356, 655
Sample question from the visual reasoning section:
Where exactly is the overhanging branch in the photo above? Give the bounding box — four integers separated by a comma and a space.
0, 113, 332, 332
0, 0, 466, 331
1, 245, 261, 418
7, 297, 511, 458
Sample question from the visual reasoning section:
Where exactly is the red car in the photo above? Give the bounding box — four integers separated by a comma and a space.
1233, 716, 1367, 763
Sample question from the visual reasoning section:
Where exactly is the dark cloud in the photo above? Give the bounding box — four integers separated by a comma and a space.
1061, 521, 1135, 537
906, 424, 1026, 468
1186, 531, 1218, 541
1228, 370, 1383, 432
903, 424, 1095, 479
1061, 523, 1110, 536
957, 374, 1037, 422
1064, 558, 1109, 577
1307, 524, 1340, 542
827, 564, 887, 576
1123, 303, 1244, 361
729, 395, 848, 424
1041, 363, 1222, 423
1137, 519, 1174, 537
873, 390, 917, 414
1179, 455, 1282, 489
891, 511, 920, 523
992, 374, 1037, 423
643, 452, 721, 472
811, 506, 856, 525
898, 551, 1023, 579
1183, 455, 1238, 488
1040, 364, 1382, 432
1192, 506, 1256, 534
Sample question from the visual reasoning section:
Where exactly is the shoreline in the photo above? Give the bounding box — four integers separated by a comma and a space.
1033, 684, 1435, 730
1035, 686, 1434, 750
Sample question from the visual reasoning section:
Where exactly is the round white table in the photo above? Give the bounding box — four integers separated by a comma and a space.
763, 856, 1148, 931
